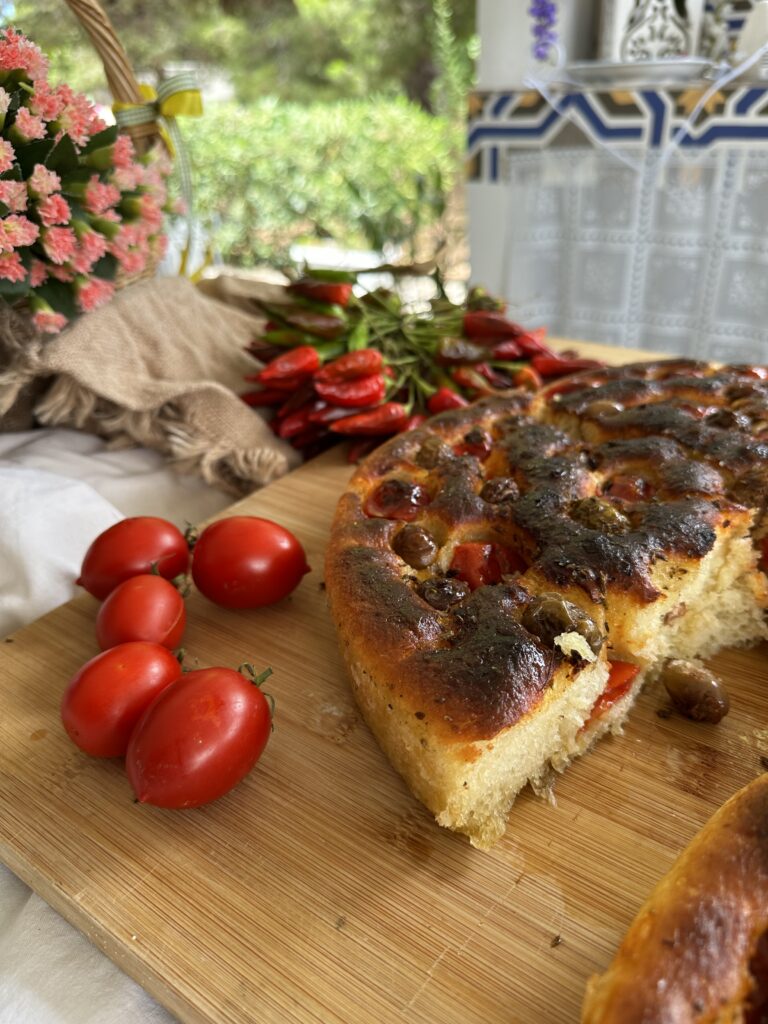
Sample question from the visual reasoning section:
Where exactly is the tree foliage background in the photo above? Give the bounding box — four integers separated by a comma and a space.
11, 0, 477, 272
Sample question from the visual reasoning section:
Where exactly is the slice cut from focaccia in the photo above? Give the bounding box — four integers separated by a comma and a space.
581, 772, 768, 1023
325, 360, 768, 847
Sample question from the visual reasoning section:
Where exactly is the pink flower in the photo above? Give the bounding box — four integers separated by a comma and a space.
0, 138, 15, 174
0, 27, 48, 82
0, 214, 39, 251
53, 84, 102, 147
112, 133, 135, 169
48, 263, 75, 283
0, 179, 27, 212
0, 251, 25, 282
84, 175, 120, 216
27, 81, 63, 123
110, 222, 149, 277
13, 106, 46, 141
138, 194, 164, 231
32, 308, 68, 334
111, 164, 142, 192
76, 275, 115, 313
41, 225, 76, 264
37, 193, 71, 227
0, 87, 10, 116
70, 229, 108, 274
28, 164, 60, 198
28, 258, 47, 287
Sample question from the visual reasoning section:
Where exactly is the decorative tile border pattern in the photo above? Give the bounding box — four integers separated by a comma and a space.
467, 84, 768, 183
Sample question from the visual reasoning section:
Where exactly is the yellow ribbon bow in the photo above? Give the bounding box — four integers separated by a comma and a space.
112, 73, 203, 152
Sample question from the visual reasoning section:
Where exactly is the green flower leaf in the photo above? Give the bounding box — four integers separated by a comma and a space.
91, 252, 118, 281
45, 134, 79, 176
0, 278, 30, 297
36, 279, 79, 320
81, 124, 118, 155
16, 138, 54, 178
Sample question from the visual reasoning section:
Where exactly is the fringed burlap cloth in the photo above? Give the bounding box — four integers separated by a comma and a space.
0, 276, 300, 495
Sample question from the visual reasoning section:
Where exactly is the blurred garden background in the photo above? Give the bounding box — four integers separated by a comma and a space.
15, 0, 476, 289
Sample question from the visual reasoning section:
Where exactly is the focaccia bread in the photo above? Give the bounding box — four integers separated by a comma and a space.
581, 771, 768, 1023
324, 359, 768, 847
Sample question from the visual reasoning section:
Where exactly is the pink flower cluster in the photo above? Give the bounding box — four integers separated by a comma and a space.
0, 27, 171, 333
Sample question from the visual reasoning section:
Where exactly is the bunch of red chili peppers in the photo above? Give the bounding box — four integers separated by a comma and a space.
241, 269, 603, 461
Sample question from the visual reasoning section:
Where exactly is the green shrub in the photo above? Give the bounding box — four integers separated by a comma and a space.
183, 96, 462, 267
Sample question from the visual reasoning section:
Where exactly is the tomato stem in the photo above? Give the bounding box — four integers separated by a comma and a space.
238, 663, 274, 688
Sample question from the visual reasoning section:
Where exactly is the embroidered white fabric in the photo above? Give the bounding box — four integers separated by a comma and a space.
469, 145, 768, 362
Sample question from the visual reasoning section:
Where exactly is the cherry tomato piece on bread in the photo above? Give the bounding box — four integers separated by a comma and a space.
95, 574, 186, 651
191, 516, 310, 609
126, 666, 273, 808
77, 517, 189, 600
61, 642, 182, 757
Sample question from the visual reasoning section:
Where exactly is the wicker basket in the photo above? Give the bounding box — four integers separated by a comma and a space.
63, 0, 165, 155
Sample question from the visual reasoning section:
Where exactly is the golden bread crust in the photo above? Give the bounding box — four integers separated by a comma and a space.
581, 772, 768, 1023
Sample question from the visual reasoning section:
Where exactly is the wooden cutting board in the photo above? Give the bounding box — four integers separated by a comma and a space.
1, 339, 766, 1024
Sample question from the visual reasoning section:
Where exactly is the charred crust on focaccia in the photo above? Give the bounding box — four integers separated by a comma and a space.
402, 585, 556, 739
329, 360, 768, 722
581, 773, 768, 1023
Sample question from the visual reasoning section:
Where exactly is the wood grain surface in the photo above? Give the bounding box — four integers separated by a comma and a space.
1, 339, 765, 1024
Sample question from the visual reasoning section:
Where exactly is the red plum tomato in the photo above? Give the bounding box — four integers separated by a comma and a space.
60, 642, 182, 757
77, 517, 189, 599
191, 516, 310, 609
95, 574, 186, 651
126, 666, 273, 808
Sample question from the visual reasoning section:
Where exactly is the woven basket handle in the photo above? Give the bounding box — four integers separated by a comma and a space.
62, 0, 161, 149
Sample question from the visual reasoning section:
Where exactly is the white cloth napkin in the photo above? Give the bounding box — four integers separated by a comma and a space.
0, 428, 237, 1023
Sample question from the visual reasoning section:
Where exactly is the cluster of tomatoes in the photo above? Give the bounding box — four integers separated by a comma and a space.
60, 514, 310, 810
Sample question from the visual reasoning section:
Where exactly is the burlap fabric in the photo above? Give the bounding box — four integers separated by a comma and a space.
0, 276, 300, 495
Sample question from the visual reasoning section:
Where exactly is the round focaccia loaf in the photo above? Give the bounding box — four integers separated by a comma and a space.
581, 772, 768, 1023
325, 359, 768, 846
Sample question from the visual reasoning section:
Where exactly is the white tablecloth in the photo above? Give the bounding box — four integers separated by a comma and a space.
0, 428, 236, 1024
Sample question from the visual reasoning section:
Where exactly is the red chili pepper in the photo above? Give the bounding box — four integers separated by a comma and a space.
330, 402, 409, 436
491, 338, 523, 360
451, 366, 494, 395
530, 354, 605, 378
257, 345, 321, 385
314, 373, 386, 408
307, 403, 367, 425
288, 278, 354, 307
276, 403, 326, 439
427, 386, 469, 414
477, 363, 515, 389
314, 348, 384, 383
283, 310, 347, 339
275, 380, 318, 418
515, 329, 553, 357
253, 374, 310, 393
240, 388, 288, 407
463, 310, 525, 341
